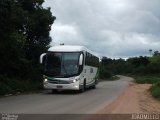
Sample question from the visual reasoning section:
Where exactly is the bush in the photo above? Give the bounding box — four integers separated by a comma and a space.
133, 65, 146, 75
134, 75, 160, 84
0, 75, 43, 95
99, 67, 112, 79
150, 82, 160, 99
0, 82, 13, 95
145, 63, 160, 74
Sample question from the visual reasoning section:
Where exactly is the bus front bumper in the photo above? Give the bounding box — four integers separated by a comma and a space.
43, 81, 80, 90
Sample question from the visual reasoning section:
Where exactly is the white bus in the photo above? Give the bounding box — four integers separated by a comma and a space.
40, 45, 100, 92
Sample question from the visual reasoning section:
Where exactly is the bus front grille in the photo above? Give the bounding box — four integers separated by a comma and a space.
48, 79, 70, 84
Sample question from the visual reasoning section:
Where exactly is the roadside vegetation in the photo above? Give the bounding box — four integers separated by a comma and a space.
0, 75, 42, 95
150, 81, 160, 99
134, 74, 160, 99
0, 0, 56, 95
100, 52, 160, 99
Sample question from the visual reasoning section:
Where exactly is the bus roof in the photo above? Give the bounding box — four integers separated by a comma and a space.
48, 45, 98, 57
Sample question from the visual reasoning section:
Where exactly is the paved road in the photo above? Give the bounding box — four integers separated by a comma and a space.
0, 75, 132, 114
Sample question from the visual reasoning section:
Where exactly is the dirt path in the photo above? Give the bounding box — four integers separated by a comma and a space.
98, 82, 160, 114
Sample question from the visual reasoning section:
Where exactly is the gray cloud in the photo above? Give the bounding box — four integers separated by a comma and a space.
44, 0, 160, 58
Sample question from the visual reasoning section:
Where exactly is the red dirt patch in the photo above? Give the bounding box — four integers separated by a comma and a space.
97, 82, 160, 114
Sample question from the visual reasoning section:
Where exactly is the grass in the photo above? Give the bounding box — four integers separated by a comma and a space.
134, 74, 160, 100
150, 81, 160, 99
0, 76, 43, 96
134, 74, 160, 84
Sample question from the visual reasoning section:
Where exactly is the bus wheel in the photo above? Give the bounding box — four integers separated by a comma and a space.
79, 80, 86, 93
91, 80, 96, 89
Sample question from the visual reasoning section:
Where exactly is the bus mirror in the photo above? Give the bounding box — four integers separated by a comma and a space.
79, 54, 83, 65
40, 53, 46, 64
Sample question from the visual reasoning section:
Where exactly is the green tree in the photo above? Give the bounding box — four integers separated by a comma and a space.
0, 0, 26, 76
99, 57, 113, 79
0, 0, 55, 76
0, 0, 56, 94
17, 0, 56, 63
153, 51, 160, 56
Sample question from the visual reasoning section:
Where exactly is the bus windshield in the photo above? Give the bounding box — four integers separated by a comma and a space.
44, 52, 81, 77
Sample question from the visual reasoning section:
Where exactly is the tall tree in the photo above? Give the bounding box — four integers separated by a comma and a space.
0, 0, 56, 78
17, 0, 56, 63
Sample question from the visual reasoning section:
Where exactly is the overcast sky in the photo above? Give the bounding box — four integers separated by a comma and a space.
43, 0, 160, 58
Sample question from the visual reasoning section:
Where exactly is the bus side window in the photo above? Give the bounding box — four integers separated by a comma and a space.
90, 68, 93, 73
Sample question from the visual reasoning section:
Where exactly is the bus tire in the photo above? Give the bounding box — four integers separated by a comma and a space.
91, 80, 96, 89
79, 80, 86, 93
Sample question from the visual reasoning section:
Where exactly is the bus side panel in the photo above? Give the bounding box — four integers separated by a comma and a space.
83, 65, 98, 86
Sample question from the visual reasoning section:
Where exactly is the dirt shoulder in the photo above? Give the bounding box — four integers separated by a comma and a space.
97, 81, 160, 114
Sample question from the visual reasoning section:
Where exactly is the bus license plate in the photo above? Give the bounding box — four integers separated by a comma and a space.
57, 85, 63, 89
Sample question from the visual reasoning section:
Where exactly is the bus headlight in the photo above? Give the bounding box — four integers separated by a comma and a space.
73, 79, 76, 83
69, 79, 76, 83
44, 78, 48, 82
69, 77, 79, 83
70, 79, 78, 83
